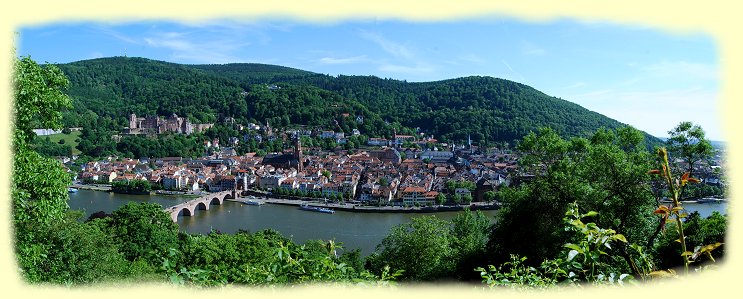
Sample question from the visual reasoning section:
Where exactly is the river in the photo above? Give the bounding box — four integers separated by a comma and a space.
67, 189, 499, 255
67, 190, 729, 255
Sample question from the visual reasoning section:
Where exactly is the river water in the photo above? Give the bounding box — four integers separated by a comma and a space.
67, 189, 728, 255
67, 189, 498, 255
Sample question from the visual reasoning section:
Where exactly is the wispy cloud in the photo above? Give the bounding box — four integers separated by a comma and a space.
522, 41, 547, 56
561, 82, 587, 89
378, 64, 434, 76
359, 30, 415, 60
501, 59, 526, 83
317, 55, 370, 65
95, 26, 140, 45
142, 31, 247, 64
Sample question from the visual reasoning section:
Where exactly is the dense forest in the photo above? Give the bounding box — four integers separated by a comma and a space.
54, 57, 660, 148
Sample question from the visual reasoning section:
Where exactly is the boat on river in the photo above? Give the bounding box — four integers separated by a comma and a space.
299, 204, 335, 214
68, 187, 78, 193
243, 199, 264, 206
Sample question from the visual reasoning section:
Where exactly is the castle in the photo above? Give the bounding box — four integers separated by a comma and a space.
126, 113, 213, 135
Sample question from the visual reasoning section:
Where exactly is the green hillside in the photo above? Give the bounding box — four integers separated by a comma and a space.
55, 57, 660, 146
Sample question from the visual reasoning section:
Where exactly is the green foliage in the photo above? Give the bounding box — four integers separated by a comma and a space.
435, 192, 446, 205
666, 121, 714, 176
476, 255, 561, 289
13, 56, 72, 145
483, 191, 497, 203
12, 57, 76, 282
105, 202, 180, 265
562, 203, 630, 282
477, 203, 634, 289
21, 214, 130, 284
367, 215, 454, 281
114, 133, 206, 159
488, 127, 655, 267
111, 179, 153, 194
652, 211, 726, 270
450, 210, 492, 280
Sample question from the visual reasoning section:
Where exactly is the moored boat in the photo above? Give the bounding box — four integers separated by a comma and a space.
299, 204, 335, 214
68, 187, 78, 193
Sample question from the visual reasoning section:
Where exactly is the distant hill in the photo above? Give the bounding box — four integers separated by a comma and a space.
55, 56, 661, 145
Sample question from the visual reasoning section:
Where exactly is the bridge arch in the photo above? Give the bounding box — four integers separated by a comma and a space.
177, 207, 193, 218
166, 190, 237, 222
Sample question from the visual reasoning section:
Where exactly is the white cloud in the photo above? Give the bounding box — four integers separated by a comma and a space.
522, 41, 547, 56
317, 55, 369, 65
562, 81, 586, 89
359, 30, 415, 60
141, 30, 250, 64
378, 64, 434, 76
501, 59, 527, 83
95, 26, 140, 45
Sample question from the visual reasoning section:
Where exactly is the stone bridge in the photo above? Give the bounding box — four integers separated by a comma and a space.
164, 190, 236, 222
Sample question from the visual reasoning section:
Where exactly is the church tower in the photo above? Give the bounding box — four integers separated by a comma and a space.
294, 134, 303, 172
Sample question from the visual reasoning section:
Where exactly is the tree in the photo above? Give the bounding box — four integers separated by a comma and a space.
13, 56, 72, 145
104, 202, 180, 265
665, 121, 714, 199
435, 192, 447, 205
488, 127, 655, 274
27, 212, 130, 284
450, 210, 491, 280
483, 190, 496, 204
462, 194, 473, 204
12, 57, 74, 282
367, 215, 454, 280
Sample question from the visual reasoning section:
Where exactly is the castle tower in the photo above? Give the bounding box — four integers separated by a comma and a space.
129, 113, 138, 130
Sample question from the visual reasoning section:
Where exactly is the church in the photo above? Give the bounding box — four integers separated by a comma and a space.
262, 135, 305, 172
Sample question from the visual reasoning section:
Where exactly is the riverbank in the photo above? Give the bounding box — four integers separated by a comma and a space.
235, 194, 500, 213
71, 183, 111, 192
71, 184, 203, 197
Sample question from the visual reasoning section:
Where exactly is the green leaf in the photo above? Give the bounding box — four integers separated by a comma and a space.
564, 243, 582, 252
613, 234, 627, 243
583, 211, 599, 218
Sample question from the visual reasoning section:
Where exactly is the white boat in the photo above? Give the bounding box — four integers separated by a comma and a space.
299, 204, 335, 214
243, 199, 264, 205
68, 187, 78, 193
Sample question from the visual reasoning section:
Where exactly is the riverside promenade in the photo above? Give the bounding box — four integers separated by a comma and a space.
243, 193, 499, 213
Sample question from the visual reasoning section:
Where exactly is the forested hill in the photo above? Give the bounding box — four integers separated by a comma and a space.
56, 56, 659, 145
191, 63, 316, 86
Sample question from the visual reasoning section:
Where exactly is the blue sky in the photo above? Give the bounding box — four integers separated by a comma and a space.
17, 18, 721, 140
